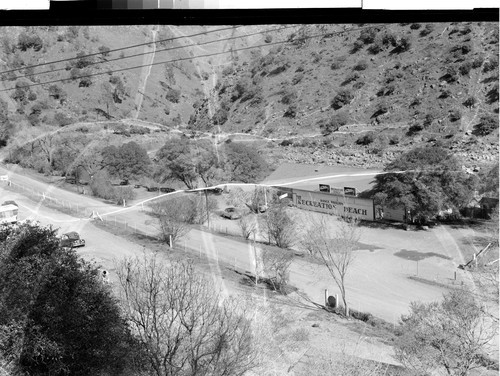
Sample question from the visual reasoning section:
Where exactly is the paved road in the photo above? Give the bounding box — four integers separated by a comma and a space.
0, 164, 464, 322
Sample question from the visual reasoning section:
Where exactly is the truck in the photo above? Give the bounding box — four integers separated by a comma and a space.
0, 204, 18, 226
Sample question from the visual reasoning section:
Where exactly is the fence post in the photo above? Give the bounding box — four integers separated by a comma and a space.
324, 289, 328, 306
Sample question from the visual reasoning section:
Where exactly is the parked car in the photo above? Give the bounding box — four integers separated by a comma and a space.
60, 231, 85, 248
147, 186, 159, 192
120, 179, 129, 186
160, 187, 176, 193
221, 207, 242, 220
206, 187, 223, 195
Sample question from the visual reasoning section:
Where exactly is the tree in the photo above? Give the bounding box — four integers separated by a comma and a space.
237, 215, 257, 240
0, 222, 141, 376
222, 141, 270, 183
102, 141, 151, 181
301, 216, 360, 316
116, 254, 259, 376
148, 199, 192, 246
261, 202, 297, 249
395, 289, 498, 376
261, 247, 294, 293
373, 146, 478, 223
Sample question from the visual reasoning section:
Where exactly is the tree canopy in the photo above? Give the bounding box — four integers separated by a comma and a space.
0, 222, 140, 376
221, 141, 270, 183
373, 146, 478, 222
101, 141, 151, 181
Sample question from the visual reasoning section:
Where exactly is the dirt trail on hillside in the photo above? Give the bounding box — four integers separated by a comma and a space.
133, 26, 158, 119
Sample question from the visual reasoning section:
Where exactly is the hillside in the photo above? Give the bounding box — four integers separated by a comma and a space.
0, 23, 498, 170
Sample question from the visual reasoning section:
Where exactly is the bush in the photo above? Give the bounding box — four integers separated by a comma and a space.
483, 58, 498, 73
356, 132, 375, 145
331, 90, 354, 110
280, 87, 297, 105
353, 60, 368, 71
463, 96, 477, 108
449, 109, 462, 122
98, 45, 111, 56
407, 124, 424, 135
410, 23, 421, 30
113, 186, 136, 205
264, 34, 273, 43
74, 51, 94, 69
473, 115, 498, 136
472, 56, 484, 69
368, 43, 383, 54
54, 112, 73, 126
350, 40, 364, 53
394, 37, 411, 53
17, 32, 43, 51
291, 72, 304, 85
319, 112, 349, 135
166, 88, 181, 103
420, 24, 434, 36
358, 27, 378, 44
459, 62, 472, 75
79, 76, 92, 87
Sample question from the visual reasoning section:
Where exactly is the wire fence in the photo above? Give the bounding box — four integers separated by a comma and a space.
5, 180, 88, 218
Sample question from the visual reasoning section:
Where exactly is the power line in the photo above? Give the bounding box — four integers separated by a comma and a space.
0, 24, 385, 93
0, 25, 245, 76
3, 25, 300, 82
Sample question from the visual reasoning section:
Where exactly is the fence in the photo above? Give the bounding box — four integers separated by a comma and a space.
4, 180, 88, 218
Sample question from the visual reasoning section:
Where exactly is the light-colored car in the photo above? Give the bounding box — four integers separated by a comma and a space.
221, 207, 242, 220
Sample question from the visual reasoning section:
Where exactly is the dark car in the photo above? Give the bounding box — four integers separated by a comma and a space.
206, 187, 223, 195
160, 187, 176, 193
147, 186, 159, 192
221, 207, 242, 220
60, 231, 85, 248
120, 179, 129, 186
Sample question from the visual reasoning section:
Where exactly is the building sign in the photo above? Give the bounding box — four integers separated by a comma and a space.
319, 184, 330, 193
330, 187, 344, 195
292, 188, 374, 221
344, 187, 357, 196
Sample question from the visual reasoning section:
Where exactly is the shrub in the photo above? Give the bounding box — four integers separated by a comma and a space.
166, 88, 181, 103
472, 56, 484, 69
48, 84, 66, 101
212, 108, 228, 125
79, 76, 92, 88
389, 134, 400, 145
319, 112, 349, 135
113, 186, 136, 205
459, 62, 472, 75
353, 60, 368, 71
358, 27, 378, 44
342, 72, 359, 85
473, 115, 498, 136
283, 104, 297, 118
54, 112, 73, 127
394, 37, 411, 53
449, 109, 461, 122
74, 51, 94, 69
483, 58, 498, 73
356, 132, 375, 145
280, 87, 297, 105
463, 96, 477, 108
17, 32, 43, 51
292, 72, 304, 85
410, 23, 421, 30
350, 40, 364, 53
98, 45, 111, 57
264, 34, 273, 43
420, 24, 434, 36
331, 60, 342, 70
407, 124, 424, 135
331, 90, 354, 110
368, 43, 383, 54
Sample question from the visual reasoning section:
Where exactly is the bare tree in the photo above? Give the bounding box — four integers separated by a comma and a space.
395, 288, 498, 376
261, 246, 294, 293
115, 254, 259, 376
261, 203, 297, 249
302, 215, 360, 315
149, 199, 191, 246
237, 215, 256, 240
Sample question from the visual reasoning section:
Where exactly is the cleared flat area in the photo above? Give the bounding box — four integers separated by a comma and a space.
262, 162, 381, 192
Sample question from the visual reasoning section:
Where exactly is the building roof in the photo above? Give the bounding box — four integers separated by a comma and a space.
262, 162, 381, 193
